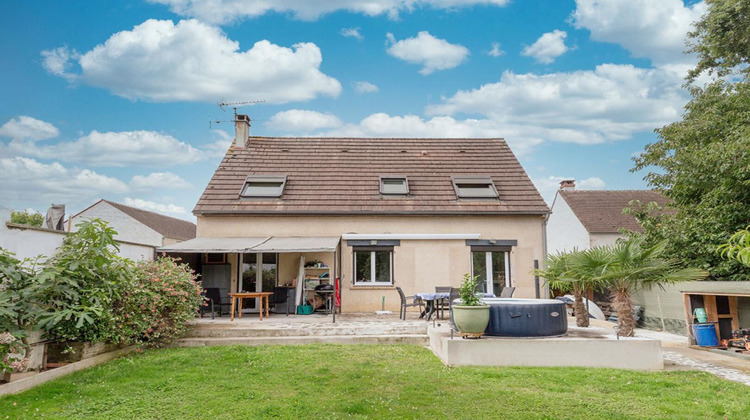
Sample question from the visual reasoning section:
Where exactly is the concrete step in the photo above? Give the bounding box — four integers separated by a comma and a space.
175, 334, 429, 347
188, 324, 428, 338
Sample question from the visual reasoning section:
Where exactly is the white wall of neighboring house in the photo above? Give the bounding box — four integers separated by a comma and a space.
70, 201, 164, 247
0, 207, 153, 262
589, 232, 623, 248
546, 193, 589, 254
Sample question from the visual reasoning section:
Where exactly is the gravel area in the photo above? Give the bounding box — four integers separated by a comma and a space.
663, 350, 750, 386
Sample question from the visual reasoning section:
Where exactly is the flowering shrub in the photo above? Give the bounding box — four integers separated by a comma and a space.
116, 257, 202, 347
1, 332, 29, 374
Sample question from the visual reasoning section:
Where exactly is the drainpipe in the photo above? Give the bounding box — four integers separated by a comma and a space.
541, 212, 550, 299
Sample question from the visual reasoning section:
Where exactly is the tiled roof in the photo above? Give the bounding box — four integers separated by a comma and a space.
102, 200, 197, 241
195, 137, 549, 215
558, 190, 669, 233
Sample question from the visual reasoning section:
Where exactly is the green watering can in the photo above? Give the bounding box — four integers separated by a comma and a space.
694, 307, 708, 323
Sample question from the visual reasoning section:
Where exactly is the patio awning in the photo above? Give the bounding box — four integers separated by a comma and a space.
250, 236, 340, 253
158, 236, 340, 254
157, 237, 270, 253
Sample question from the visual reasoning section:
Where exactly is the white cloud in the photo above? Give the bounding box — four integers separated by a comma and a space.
522, 30, 569, 64
572, 0, 706, 66
341, 27, 363, 40
354, 81, 379, 94
123, 198, 187, 215
488, 42, 505, 57
427, 64, 687, 145
533, 175, 606, 205
266, 110, 343, 133
315, 113, 543, 155
130, 172, 191, 190
0, 116, 59, 141
150, 0, 510, 24
5, 130, 205, 167
0, 157, 129, 208
41, 19, 341, 104
386, 31, 469, 75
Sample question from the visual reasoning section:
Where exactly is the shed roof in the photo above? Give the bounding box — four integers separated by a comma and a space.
679, 281, 750, 296
194, 137, 549, 216
558, 190, 669, 233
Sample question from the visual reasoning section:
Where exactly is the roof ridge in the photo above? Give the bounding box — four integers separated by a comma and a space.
103, 200, 195, 225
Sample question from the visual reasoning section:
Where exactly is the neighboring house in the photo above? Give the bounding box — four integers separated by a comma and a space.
546, 182, 669, 254
70, 199, 196, 248
0, 206, 154, 261
159, 115, 550, 313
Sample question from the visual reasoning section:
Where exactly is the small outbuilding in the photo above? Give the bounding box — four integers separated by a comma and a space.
680, 282, 750, 347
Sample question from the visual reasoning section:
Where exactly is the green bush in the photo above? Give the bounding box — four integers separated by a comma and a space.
10, 210, 43, 227
116, 257, 202, 347
36, 220, 133, 343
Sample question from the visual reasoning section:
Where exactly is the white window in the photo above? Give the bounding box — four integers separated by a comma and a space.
452, 176, 498, 198
380, 176, 409, 195
471, 251, 511, 295
240, 175, 287, 198
354, 249, 393, 285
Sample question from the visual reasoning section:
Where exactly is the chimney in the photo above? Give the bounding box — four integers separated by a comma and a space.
234, 114, 250, 148
559, 179, 576, 190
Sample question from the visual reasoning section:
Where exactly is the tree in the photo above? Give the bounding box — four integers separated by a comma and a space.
718, 226, 750, 266
686, 0, 750, 82
534, 250, 608, 328
570, 237, 708, 337
632, 0, 750, 280
10, 210, 43, 227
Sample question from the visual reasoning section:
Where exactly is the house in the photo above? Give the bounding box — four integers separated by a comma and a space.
546, 181, 669, 254
159, 115, 550, 313
69, 199, 196, 248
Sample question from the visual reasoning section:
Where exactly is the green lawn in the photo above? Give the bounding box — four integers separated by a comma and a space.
1, 344, 747, 419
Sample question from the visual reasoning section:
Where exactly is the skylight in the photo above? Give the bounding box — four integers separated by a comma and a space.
240, 175, 287, 198
380, 176, 409, 195
452, 177, 498, 198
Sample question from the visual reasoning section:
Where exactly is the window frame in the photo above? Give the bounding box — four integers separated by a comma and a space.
353, 247, 394, 286
379, 175, 409, 195
239, 175, 287, 198
452, 176, 499, 198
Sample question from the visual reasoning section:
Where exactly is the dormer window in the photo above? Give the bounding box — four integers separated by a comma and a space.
240, 175, 287, 198
452, 176, 498, 198
380, 176, 409, 195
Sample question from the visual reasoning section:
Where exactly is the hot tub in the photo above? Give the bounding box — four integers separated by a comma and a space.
481, 298, 567, 337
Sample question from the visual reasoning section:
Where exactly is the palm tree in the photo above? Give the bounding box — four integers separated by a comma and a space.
534, 250, 606, 328
571, 237, 708, 337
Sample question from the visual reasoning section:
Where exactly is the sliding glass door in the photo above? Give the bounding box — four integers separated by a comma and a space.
240, 253, 277, 312
471, 251, 510, 296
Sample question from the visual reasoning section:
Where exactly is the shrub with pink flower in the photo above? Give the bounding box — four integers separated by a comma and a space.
115, 257, 202, 347
1, 331, 29, 374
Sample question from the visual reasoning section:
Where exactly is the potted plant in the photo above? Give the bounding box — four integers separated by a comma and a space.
452, 273, 490, 339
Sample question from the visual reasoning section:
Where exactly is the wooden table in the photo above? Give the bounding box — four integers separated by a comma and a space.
229, 292, 273, 321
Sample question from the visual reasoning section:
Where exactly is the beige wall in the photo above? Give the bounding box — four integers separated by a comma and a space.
198, 214, 545, 312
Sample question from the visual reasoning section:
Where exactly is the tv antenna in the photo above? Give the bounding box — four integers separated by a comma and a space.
211, 99, 265, 129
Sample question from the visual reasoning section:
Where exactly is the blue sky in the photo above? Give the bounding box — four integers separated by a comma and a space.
0, 0, 706, 221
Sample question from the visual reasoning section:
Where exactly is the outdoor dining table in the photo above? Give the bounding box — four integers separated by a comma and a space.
229, 292, 274, 321
415, 292, 496, 321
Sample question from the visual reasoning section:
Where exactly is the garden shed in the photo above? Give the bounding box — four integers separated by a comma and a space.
680, 282, 750, 347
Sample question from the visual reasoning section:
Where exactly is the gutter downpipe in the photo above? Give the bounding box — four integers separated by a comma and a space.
541, 212, 550, 299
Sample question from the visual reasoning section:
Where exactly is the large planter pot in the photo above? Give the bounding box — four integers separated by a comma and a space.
452, 305, 490, 339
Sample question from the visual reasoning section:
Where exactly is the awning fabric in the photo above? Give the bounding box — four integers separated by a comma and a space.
158, 236, 340, 254
157, 237, 269, 253
251, 236, 340, 253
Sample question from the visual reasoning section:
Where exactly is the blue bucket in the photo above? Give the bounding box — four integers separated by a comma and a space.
692, 323, 719, 347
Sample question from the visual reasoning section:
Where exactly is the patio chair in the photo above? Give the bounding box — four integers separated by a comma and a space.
201, 287, 230, 319
396, 287, 424, 320
435, 286, 452, 319
500, 286, 516, 298
271, 286, 291, 316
